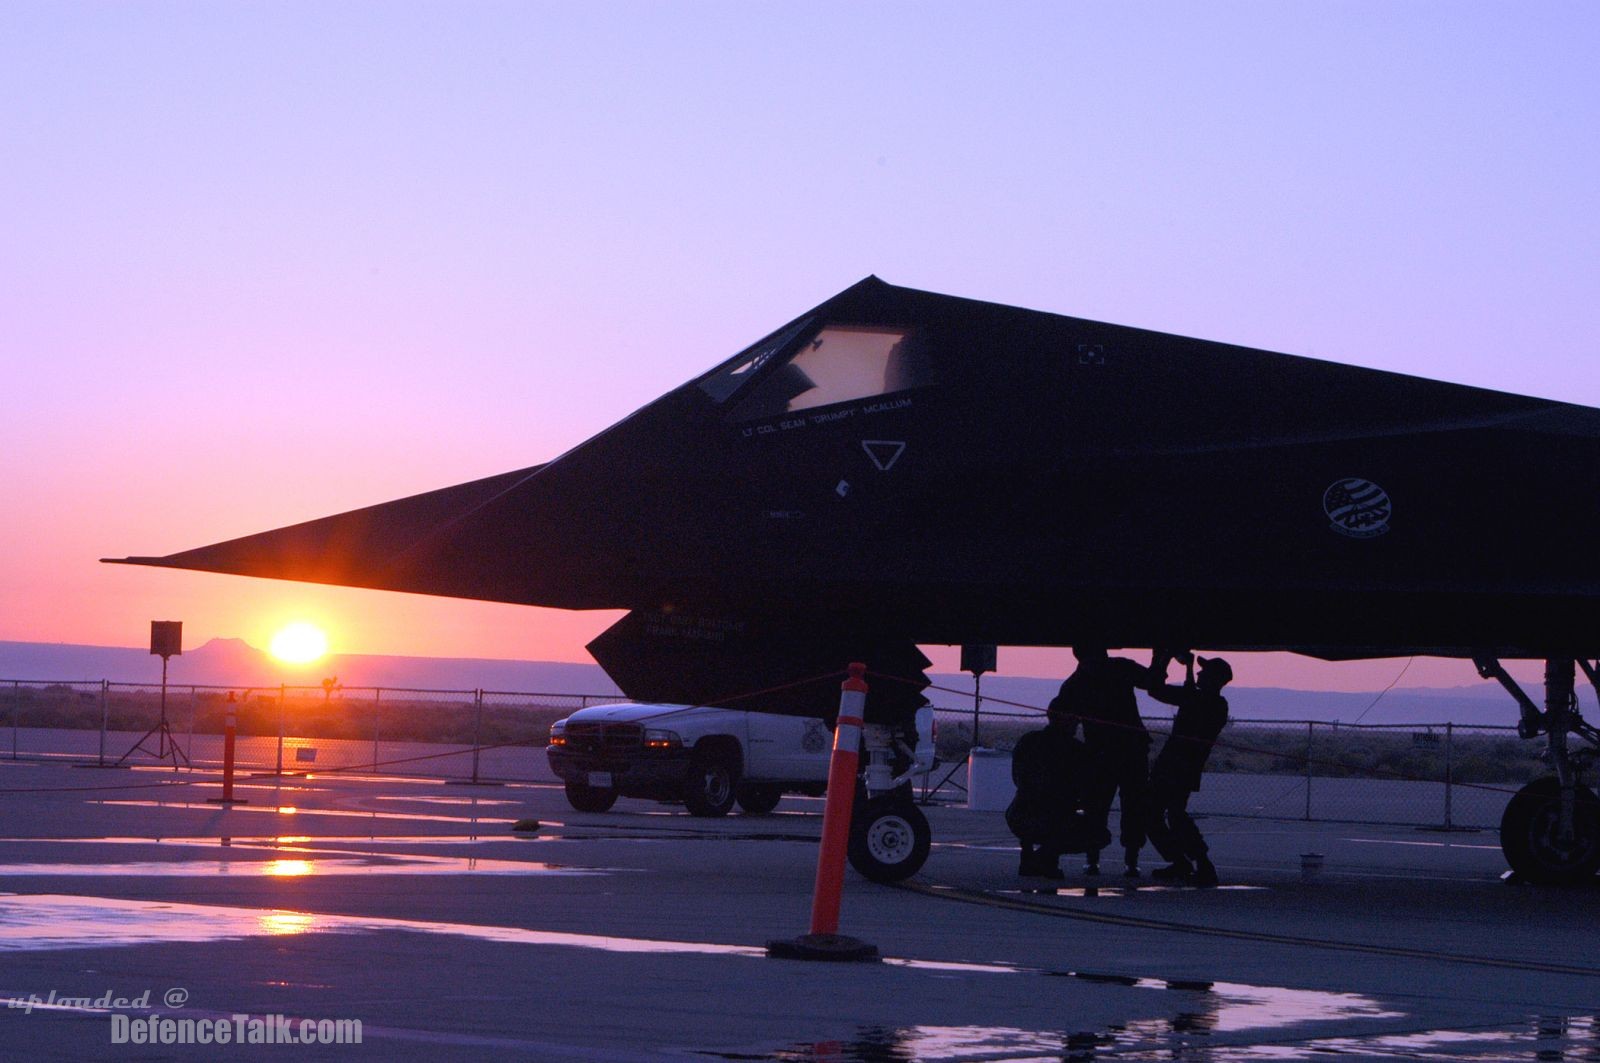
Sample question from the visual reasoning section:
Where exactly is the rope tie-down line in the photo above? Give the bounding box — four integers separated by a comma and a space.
867, 668, 1530, 801
1, 666, 1536, 826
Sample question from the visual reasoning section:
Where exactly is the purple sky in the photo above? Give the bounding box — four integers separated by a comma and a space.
2, 3, 1595, 690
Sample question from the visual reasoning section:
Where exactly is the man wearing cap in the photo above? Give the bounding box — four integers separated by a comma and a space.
1006, 702, 1110, 878
1144, 652, 1232, 887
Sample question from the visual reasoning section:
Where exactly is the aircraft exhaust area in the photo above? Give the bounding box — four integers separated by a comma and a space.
2, 759, 1598, 1061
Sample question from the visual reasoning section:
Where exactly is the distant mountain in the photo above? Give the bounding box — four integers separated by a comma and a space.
0, 639, 1537, 725
0, 639, 622, 696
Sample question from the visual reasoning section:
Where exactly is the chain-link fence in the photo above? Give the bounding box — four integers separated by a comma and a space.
2, 677, 1536, 828
926, 703, 1527, 830
0, 679, 625, 784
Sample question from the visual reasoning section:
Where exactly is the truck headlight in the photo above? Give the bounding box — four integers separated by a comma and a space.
643, 729, 681, 750
548, 719, 568, 747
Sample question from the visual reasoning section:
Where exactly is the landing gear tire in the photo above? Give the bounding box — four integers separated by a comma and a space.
1500, 776, 1600, 885
684, 751, 738, 817
848, 795, 930, 882
735, 783, 782, 815
564, 780, 617, 813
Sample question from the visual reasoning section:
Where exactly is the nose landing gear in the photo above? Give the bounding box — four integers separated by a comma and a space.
844, 712, 935, 882
849, 790, 932, 882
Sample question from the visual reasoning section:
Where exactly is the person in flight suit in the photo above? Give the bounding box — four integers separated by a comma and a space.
1050, 644, 1156, 877
1144, 652, 1232, 887
1006, 702, 1111, 878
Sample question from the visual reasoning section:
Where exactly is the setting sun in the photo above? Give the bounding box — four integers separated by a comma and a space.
269, 622, 329, 665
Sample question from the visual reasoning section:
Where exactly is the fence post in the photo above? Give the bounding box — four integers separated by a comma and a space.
205, 695, 246, 805
99, 680, 110, 766
1444, 721, 1454, 830
187, 686, 197, 770
470, 689, 483, 785
276, 684, 286, 775
1304, 721, 1314, 821
11, 680, 18, 760
372, 689, 382, 771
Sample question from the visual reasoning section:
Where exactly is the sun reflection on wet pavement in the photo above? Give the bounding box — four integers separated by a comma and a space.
1003, 884, 1268, 899
258, 912, 314, 937
1203, 981, 1402, 1033
369, 796, 520, 806
261, 858, 313, 876
96, 799, 515, 825
703, 1013, 1600, 1062
0, 853, 602, 877
0, 895, 766, 956
0, 834, 512, 846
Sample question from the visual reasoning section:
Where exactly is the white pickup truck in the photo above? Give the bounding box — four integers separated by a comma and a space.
547, 701, 939, 881
546, 703, 835, 816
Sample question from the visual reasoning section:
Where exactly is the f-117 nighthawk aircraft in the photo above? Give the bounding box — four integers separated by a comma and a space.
108, 277, 1600, 884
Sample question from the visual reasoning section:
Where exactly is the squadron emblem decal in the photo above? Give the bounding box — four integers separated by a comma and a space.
1323, 478, 1392, 538
802, 719, 829, 754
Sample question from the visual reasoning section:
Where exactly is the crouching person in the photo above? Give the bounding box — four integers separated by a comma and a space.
1006, 702, 1112, 879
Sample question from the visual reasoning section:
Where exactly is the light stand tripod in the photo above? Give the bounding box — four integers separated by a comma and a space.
118, 621, 189, 769
919, 644, 997, 804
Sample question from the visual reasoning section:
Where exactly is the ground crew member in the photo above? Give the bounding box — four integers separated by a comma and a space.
1145, 652, 1232, 887
1006, 703, 1110, 878
1051, 644, 1155, 877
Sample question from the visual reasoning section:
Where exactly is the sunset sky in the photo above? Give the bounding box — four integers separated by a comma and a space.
3, 3, 1595, 690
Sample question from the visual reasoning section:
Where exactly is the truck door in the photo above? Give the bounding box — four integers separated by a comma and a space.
747, 713, 832, 783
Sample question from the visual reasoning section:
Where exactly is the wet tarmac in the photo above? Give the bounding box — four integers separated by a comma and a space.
1006, 885, 1270, 898
97, 798, 520, 825
2, 758, 1598, 1060
705, 1014, 1600, 1061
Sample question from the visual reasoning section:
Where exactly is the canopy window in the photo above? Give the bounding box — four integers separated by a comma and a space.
732, 325, 934, 420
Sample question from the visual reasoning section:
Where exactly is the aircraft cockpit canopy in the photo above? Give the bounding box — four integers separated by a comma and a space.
696, 317, 942, 420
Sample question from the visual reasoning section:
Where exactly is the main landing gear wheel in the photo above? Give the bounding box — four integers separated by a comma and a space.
1501, 776, 1600, 885
848, 795, 931, 882
684, 751, 738, 817
564, 780, 617, 813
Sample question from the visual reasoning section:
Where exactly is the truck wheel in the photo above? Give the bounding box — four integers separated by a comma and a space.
565, 780, 617, 813
684, 750, 738, 817
1501, 776, 1600, 884
848, 796, 930, 882
735, 783, 782, 815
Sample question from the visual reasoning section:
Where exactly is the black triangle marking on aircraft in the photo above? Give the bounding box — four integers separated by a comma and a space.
862, 440, 906, 471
